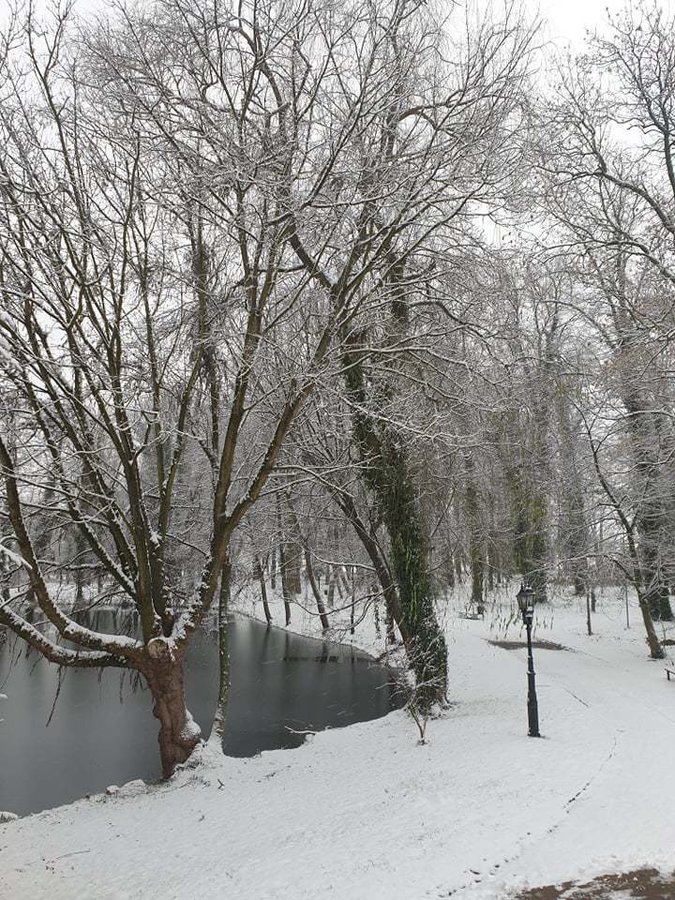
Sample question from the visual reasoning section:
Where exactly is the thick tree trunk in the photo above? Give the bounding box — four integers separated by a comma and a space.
374, 445, 447, 710
622, 390, 673, 621
142, 641, 202, 778
637, 589, 664, 659
341, 265, 447, 710
343, 377, 447, 705
640, 538, 673, 621
511, 479, 549, 603
626, 533, 664, 660
284, 542, 302, 596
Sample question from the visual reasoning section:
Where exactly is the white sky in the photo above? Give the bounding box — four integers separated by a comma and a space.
535, 0, 674, 47
6, 0, 675, 50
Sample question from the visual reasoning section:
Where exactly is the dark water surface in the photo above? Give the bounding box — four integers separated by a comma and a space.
0, 615, 399, 816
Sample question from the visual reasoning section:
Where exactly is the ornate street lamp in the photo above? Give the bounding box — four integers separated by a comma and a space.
516, 584, 540, 738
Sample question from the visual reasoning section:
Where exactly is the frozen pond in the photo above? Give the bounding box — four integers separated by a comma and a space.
0, 615, 400, 816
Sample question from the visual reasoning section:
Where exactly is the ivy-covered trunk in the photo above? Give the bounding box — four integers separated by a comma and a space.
382, 441, 448, 709
622, 390, 673, 621
509, 470, 549, 603
640, 535, 673, 621
344, 336, 447, 710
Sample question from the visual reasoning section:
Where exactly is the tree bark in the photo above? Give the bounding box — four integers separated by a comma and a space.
622, 388, 673, 621
269, 548, 277, 590
557, 397, 589, 596
254, 555, 272, 625
210, 558, 232, 745
304, 547, 330, 631
142, 641, 202, 778
276, 494, 292, 626
636, 588, 664, 659
326, 566, 336, 609
463, 453, 485, 608
279, 543, 292, 626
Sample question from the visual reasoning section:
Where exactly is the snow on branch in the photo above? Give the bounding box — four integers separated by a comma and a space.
0, 543, 32, 571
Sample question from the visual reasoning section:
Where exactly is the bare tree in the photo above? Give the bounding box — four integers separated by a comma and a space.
0, 0, 539, 771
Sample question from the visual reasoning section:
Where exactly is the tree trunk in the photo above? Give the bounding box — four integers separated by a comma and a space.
445, 548, 455, 591
640, 539, 673, 621
557, 393, 589, 597
211, 558, 232, 745
334, 491, 399, 643
341, 281, 448, 709
326, 566, 336, 609
637, 589, 664, 659
279, 543, 292, 626
254, 555, 272, 625
0, 533, 10, 607
368, 442, 447, 709
269, 548, 277, 590
622, 389, 673, 621
142, 641, 202, 778
304, 547, 330, 631
276, 494, 292, 625
284, 541, 302, 596
627, 534, 664, 660
470, 545, 484, 608
511, 476, 549, 603
454, 552, 463, 584
465, 458, 484, 607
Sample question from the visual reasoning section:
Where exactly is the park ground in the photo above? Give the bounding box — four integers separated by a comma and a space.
1, 585, 674, 899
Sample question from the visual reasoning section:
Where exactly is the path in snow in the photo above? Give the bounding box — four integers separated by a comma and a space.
455, 603, 675, 898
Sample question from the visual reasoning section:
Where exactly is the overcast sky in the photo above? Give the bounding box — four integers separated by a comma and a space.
7, 0, 675, 53
536, 0, 674, 46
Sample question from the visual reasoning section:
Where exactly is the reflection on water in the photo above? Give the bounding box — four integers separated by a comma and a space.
0, 615, 400, 816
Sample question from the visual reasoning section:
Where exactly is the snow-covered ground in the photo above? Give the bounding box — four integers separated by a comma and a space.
1, 585, 674, 899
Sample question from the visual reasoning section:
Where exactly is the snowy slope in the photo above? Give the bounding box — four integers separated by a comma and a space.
1, 590, 673, 899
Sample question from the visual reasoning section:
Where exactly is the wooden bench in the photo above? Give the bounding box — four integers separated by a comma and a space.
666, 668, 675, 681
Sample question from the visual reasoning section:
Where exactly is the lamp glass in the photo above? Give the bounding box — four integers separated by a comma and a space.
517, 585, 534, 613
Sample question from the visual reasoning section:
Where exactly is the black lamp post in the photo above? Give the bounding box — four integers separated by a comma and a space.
516, 584, 541, 738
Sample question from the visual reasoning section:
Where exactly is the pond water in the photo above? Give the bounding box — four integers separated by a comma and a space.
0, 615, 401, 816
